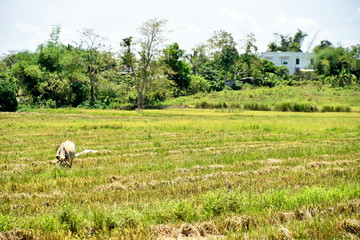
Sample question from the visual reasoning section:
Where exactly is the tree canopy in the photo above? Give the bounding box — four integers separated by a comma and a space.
0, 22, 358, 111
267, 29, 308, 52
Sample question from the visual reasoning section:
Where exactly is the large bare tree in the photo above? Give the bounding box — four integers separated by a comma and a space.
80, 29, 105, 105
121, 19, 168, 109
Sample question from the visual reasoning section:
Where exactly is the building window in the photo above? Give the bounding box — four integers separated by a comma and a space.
296, 58, 300, 65
281, 58, 288, 65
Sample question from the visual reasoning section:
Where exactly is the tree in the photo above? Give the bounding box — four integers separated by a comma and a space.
240, 33, 259, 77
206, 30, 239, 83
315, 46, 349, 76
162, 43, 191, 95
208, 30, 239, 73
208, 30, 236, 52
187, 75, 210, 94
6, 27, 91, 107
80, 29, 105, 105
292, 29, 308, 49
121, 19, 169, 109
38, 25, 63, 72
199, 62, 222, 91
0, 66, 18, 111
349, 44, 360, 79
313, 40, 332, 53
267, 29, 308, 52
315, 45, 360, 85
188, 44, 208, 75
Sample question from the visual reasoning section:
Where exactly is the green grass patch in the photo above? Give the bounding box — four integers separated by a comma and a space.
0, 106, 359, 239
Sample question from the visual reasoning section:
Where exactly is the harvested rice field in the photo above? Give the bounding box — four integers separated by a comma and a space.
0, 108, 359, 239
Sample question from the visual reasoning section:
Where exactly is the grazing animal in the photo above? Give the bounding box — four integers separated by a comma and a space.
55, 140, 76, 168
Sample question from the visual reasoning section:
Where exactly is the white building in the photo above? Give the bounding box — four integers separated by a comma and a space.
260, 52, 316, 75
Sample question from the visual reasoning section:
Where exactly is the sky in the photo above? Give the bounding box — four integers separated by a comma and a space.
0, 0, 359, 56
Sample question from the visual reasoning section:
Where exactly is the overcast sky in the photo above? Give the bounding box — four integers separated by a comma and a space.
0, 0, 359, 56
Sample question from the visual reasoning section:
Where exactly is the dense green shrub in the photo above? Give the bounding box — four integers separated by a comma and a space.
321, 105, 351, 112
0, 79, 18, 111
275, 102, 318, 112
243, 102, 271, 111
187, 75, 210, 94
196, 101, 228, 109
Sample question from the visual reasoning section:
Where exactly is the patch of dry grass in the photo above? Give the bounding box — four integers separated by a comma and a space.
0, 108, 359, 239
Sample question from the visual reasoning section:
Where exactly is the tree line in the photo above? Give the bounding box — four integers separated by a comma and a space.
0, 19, 359, 111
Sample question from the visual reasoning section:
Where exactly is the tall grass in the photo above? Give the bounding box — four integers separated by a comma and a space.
162, 84, 359, 112
321, 105, 351, 112
274, 101, 319, 112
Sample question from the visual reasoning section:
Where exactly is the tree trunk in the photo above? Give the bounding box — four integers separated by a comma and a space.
137, 91, 144, 109
90, 74, 96, 105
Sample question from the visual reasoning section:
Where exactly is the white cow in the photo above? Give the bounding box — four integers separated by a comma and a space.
55, 140, 76, 168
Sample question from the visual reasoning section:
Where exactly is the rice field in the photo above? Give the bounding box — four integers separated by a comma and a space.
0, 108, 359, 239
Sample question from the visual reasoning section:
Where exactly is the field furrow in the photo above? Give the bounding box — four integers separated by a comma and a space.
0, 109, 359, 239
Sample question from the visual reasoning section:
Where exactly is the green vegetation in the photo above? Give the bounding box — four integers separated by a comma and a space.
0, 22, 359, 111
0, 18, 359, 239
162, 83, 360, 112
0, 108, 359, 239
0, 78, 18, 111
268, 29, 308, 52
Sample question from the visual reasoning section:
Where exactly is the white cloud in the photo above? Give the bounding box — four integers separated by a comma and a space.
171, 24, 202, 34
272, 14, 317, 34
295, 17, 316, 27
219, 8, 263, 32
16, 23, 42, 35
11, 23, 48, 52
275, 14, 291, 25
186, 25, 202, 34
345, 6, 360, 22
220, 8, 250, 21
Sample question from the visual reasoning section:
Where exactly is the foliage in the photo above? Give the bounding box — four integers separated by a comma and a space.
199, 62, 223, 91
6, 27, 90, 108
79, 28, 106, 105
187, 75, 210, 94
196, 101, 228, 109
0, 23, 358, 111
0, 77, 18, 111
260, 59, 277, 74
121, 19, 169, 109
162, 83, 359, 112
274, 101, 319, 112
208, 30, 239, 82
243, 102, 271, 111
239, 33, 259, 77
315, 45, 360, 86
313, 40, 332, 53
268, 29, 308, 52
162, 43, 191, 95
188, 44, 208, 75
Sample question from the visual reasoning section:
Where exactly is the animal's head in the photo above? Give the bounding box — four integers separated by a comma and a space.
56, 153, 67, 162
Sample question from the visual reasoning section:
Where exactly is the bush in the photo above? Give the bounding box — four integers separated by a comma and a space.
0, 79, 18, 111
196, 101, 228, 109
275, 102, 318, 112
243, 103, 271, 111
188, 75, 210, 95
40, 99, 57, 108
321, 105, 351, 112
